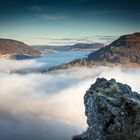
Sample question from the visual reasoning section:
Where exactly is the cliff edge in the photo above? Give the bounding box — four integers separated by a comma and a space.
73, 78, 140, 140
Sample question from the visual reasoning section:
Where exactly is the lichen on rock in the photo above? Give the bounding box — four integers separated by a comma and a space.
73, 78, 140, 140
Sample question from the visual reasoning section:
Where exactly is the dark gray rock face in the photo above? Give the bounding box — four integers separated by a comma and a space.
73, 78, 140, 140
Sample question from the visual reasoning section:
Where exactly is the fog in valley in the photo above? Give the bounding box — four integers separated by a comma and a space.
0, 59, 140, 140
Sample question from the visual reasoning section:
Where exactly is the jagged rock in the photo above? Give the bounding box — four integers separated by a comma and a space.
73, 78, 140, 140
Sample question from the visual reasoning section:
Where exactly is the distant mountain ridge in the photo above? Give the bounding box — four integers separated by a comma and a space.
33, 43, 104, 53
0, 38, 40, 59
64, 43, 104, 51
47, 32, 140, 71
88, 32, 140, 64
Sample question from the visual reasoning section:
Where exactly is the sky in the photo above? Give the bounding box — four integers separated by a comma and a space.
0, 0, 140, 45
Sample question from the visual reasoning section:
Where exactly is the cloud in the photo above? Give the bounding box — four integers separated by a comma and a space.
29, 6, 43, 12
90, 35, 118, 44
0, 59, 46, 73
0, 67, 94, 140
37, 37, 78, 45
0, 61, 140, 139
41, 14, 65, 20
37, 35, 118, 45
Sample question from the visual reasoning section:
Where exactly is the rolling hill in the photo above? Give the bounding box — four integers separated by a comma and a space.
88, 32, 140, 64
0, 38, 40, 59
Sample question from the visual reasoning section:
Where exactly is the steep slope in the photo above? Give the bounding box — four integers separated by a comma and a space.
0, 39, 40, 59
88, 33, 140, 64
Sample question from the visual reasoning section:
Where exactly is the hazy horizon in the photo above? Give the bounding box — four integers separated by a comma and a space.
0, 0, 140, 139
0, 0, 140, 45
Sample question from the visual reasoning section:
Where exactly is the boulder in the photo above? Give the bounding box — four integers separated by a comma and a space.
73, 78, 140, 140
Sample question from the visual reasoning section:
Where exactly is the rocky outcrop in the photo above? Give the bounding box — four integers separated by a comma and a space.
73, 78, 140, 140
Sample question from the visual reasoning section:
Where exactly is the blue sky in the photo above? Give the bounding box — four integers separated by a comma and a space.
0, 0, 140, 45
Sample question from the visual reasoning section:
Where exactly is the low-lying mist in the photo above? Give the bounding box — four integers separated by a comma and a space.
0, 60, 140, 140
0, 59, 46, 73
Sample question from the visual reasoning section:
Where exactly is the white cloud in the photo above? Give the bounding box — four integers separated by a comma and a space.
36, 35, 118, 45
0, 62, 140, 139
0, 59, 45, 73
